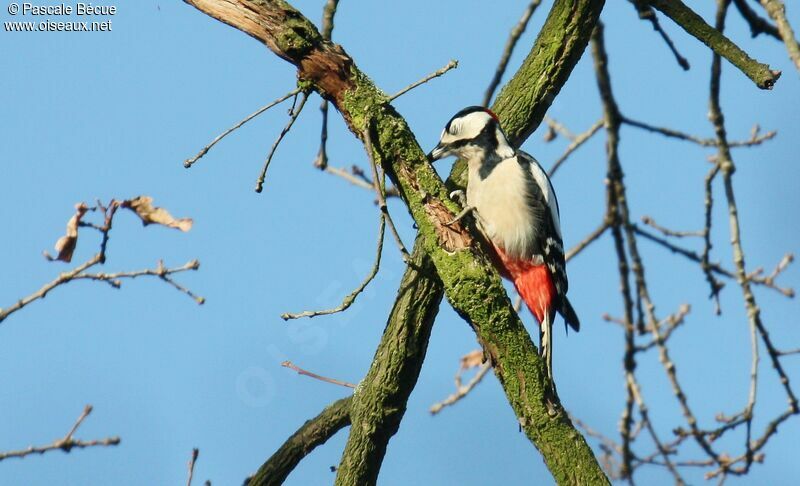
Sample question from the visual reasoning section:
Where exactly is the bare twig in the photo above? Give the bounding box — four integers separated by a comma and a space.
641, 216, 704, 238
482, 0, 543, 106
364, 127, 410, 262
320, 0, 339, 40
622, 117, 777, 147
255, 91, 309, 192
0, 254, 102, 324
281, 212, 385, 320
429, 361, 492, 415
634, 304, 691, 351
313, 99, 330, 170
0, 199, 201, 324
631, 0, 691, 70
73, 259, 204, 304
565, 221, 610, 261
312, 0, 340, 170
321, 165, 376, 191
627, 375, 686, 484
543, 116, 576, 141
184, 88, 302, 168
634, 225, 794, 297
281, 360, 356, 389
0, 405, 120, 461
389, 60, 458, 101
187, 448, 199, 486
701, 163, 724, 314
758, 0, 800, 73
548, 119, 604, 177
733, 0, 781, 39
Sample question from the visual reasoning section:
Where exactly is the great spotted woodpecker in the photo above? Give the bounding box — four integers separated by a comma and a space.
428, 106, 579, 383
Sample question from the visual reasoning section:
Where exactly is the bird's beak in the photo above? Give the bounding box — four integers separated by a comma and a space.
427, 143, 447, 162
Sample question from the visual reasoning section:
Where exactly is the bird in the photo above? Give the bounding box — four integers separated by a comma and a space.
428, 106, 579, 386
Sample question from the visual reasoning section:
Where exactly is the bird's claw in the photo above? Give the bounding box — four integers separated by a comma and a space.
445, 206, 474, 226
449, 189, 467, 207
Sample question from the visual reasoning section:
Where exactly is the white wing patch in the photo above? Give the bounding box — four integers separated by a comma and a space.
527, 160, 562, 239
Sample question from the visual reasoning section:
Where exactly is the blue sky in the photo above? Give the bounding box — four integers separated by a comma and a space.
1, 1, 798, 484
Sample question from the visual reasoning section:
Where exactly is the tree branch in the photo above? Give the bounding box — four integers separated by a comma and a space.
334, 236, 442, 485
0, 405, 120, 461
647, 0, 781, 88
245, 397, 352, 486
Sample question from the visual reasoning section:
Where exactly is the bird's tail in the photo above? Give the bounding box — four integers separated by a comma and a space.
540, 309, 554, 382
559, 296, 580, 333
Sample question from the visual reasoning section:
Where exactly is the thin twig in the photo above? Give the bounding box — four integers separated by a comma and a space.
634, 304, 691, 351
733, 0, 781, 39
184, 88, 302, 168
0, 405, 120, 461
565, 221, 610, 261
482, 0, 543, 106
73, 259, 204, 304
758, 0, 800, 73
320, 0, 339, 40
622, 117, 777, 147
634, 225, 794, 297
429, 361, 492, 415
544, 116, 576, 141
255, 92, 309, 192
389, 60, 458, 101
628, 375, 686, 484
312, 0, 340, 170
548, 119, 604, 177
281, 213, 385, 320
0, 255, 101, 324
364, 127, 410, 262
187, 448, 199, 486
631, 1, 691, 70
281, 360, 356, 389
322, 165, 376, 191
313, 100, 330, 170
641, 216, 704, 238
701, 163, 724, 314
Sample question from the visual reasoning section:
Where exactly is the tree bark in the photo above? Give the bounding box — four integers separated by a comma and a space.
246, 397, 352, 486
335, 237, 442, 485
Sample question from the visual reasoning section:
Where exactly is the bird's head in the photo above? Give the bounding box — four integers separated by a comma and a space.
427, 106, 515, 163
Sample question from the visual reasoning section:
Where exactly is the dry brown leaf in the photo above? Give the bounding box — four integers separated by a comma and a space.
460, 349, 484, 370
121, 196, 193, 232
47, 203, 89, 263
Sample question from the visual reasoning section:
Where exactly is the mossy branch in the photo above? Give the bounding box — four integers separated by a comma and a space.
647, 0, 781, 89
182, 0, 608, 483
245, 397, 352, 486
335, 237, 443, 485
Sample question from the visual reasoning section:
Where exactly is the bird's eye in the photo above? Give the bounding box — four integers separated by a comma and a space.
449, 122, 460, 135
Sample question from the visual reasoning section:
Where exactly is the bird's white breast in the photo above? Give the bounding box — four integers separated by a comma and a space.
466, 157, 536, 259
